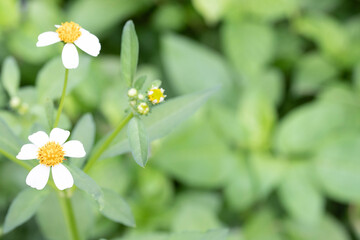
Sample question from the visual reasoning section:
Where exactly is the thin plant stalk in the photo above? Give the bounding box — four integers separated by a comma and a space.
58, 190, 81, 240
54, 68, 69, 128
83, 112, 134, 173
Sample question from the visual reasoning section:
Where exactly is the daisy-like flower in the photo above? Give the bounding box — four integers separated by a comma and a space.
148, 87, 166, 104
36, 21, 101, 69
16, 128, 86, 190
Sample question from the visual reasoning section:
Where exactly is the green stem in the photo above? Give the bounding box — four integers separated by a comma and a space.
58, 190, 80, 240
0, 148, 32, 171
83, 112, 134, 173
54, 68, 69, 128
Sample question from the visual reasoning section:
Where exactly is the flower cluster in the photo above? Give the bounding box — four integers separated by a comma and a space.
128, 85, 166, 115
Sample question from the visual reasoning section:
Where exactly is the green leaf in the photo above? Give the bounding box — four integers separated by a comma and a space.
285, 215, 349, 240
68, 0, 152, 35
225, 153, 285, 211
120, 20, 139, 87
293, 52, 338, 95
66, 163, 104, 209
228, 0, 298, 22
192, 0, 229, 24
275, 101, 360, 155
100, 188, 135, 227
244, 208, 283, 240
294, 13, 349, 65
162, 34, 233, 101
44, 98, 54, 130
1, 56, 20, 97
222, 20, 275, 80
4, 188, 49, 233
171, 195, 223, 232
237, 91, 276, 151
102, 87, 218, 159
315, 135, 360, 202
36, 56, 90, 103
0, 116, 23, 155
127, 117, 149, 167
70, 114, 96, 168
153, 115, 235, 188
278, 162, 324, 224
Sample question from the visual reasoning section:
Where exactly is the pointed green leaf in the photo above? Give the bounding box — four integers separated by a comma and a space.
100, 188, 135, 227
127, 117, 149, 167
4, 188, 49, 233
66, 163, 104, 209
279, 162, 324, 224
0, 117, 23, 155
120, 20, 139, 86
1, 56, 20, 97
162, 34, 232, 100
70, 114, 96, 168
101, 86, 218, 159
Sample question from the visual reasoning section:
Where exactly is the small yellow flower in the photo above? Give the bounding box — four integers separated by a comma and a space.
137, 102, 150, 115
17, 128, 86, 190
36, 21, 101, 69
148, 87, 166, 104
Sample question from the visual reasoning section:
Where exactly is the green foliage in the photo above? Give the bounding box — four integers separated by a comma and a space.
4, 188, 49, 233
66, 163, 104, 209
100, 188, 135, 227
127, 117, 149, 167
1, 0, 360, 239
1, 56, 20, 98
120, 20, 139, 87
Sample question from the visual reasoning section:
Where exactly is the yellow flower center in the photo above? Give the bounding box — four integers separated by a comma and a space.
56, 21, 82, 43
148, 88, 165, 104
37, 141, 65, 167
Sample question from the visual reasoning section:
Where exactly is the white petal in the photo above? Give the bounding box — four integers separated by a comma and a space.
26, 164, 50, 190
28, 131, 49, 147
63, 140, 86, 158
74, 28, 101, 57
36, 32, 61, 47
55, 25, 61, 28
49, 128, 70, 145
16, 144, 38, 160
52, 164, 74, 190
62, 43, 79, 69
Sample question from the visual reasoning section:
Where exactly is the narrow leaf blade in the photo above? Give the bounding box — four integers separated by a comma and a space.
1, 56, 20, 97
4, 188, 49, 233
100, 188, 135, 227
127, 117, 149, 167
66, 163, 104, 209
120, 20, 139, 86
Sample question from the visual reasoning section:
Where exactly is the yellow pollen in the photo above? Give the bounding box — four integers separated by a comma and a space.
148, 88, 165, 104
37, 141, 65, 167
56, 21, 82, 43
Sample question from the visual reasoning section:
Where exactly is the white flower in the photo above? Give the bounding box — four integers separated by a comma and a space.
36, 21, 101, 69
16, 128, 86, 190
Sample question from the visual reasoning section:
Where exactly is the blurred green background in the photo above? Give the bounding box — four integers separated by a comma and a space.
1, 0, 360, 239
